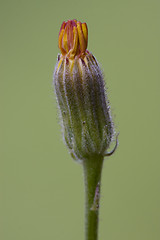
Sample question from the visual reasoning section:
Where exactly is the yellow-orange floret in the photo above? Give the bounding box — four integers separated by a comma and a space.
58, 20, 88, 59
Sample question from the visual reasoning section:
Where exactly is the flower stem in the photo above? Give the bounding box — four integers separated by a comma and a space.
83, 155, 104, 240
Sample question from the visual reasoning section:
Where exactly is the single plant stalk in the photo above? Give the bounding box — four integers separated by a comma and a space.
54, 20, 118, 240
83, 156, 103, 240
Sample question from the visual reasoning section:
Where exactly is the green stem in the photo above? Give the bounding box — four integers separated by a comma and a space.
83, 155, 104, 240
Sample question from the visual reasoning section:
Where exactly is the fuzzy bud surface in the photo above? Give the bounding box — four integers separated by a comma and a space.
54, 20, 114, 162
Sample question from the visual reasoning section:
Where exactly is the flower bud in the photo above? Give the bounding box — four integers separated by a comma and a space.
54, 20, 114, 162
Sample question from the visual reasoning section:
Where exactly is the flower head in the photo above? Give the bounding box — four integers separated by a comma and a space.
54, 20, 115, 162
58, 20, 88, 59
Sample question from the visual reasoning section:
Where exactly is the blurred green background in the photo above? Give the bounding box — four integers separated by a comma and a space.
1, 0, 160, 239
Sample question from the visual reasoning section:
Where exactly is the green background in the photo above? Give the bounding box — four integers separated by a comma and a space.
1, 0, 160, 239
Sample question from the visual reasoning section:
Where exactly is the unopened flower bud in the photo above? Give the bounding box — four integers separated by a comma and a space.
54, 20, 115, 162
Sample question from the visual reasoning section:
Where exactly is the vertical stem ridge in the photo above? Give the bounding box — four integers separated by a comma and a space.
83, 156, 104, 240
